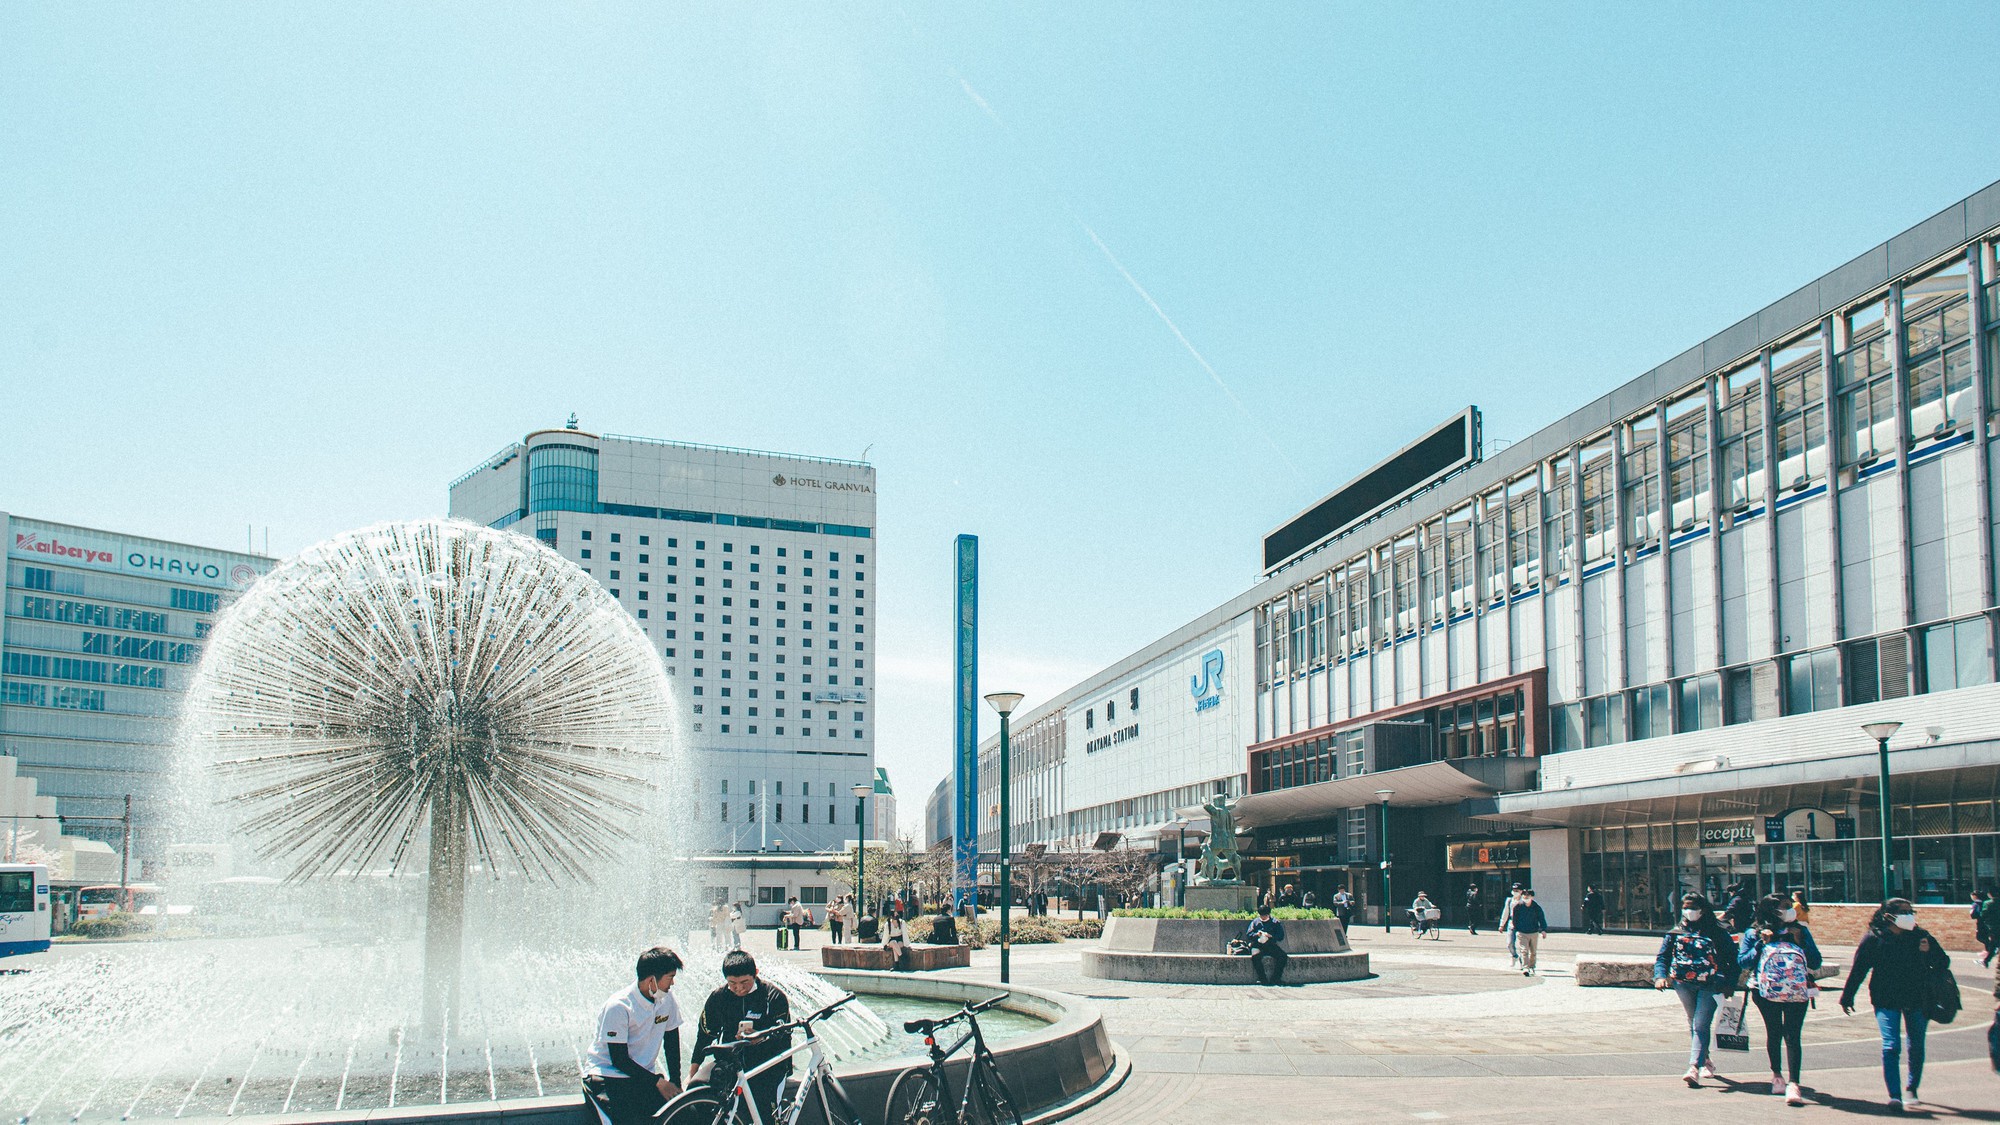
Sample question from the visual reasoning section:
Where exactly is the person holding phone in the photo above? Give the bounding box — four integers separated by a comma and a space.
690, 950, 794, 1119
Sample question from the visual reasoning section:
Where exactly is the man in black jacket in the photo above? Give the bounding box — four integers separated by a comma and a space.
1245, 903, 1289, 985
690, 950, 794, 1119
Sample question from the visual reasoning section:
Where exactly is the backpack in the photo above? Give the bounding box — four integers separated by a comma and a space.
1668, 929, 1719, 983
1755, 941, 1813, 1003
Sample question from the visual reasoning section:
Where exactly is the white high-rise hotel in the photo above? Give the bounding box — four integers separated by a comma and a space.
449, 423, 876, 853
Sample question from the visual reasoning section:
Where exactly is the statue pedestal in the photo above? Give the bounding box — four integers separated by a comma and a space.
1184, 886, 1259, 913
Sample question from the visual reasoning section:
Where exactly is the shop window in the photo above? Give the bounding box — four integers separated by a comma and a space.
1585, 693, 1625, 747
1630, 683, 1673, 740
1445, 508, 1475, 613
1506, 477, 1540, 592
1771, 334, 1827, 490
1676, 673, 1722, 733
1622, 416, 1661, 546
1784, 648, 1841, 715
1543, 455, 1576, 576
1477, 493, 1507, 602
1920, 618, 1994, 693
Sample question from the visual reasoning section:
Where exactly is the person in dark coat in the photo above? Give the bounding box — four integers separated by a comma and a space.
1839, 897, 1952, 1111
1245, 903, 1288, 986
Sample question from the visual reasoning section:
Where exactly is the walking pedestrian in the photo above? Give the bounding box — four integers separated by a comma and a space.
1510, 888, 1548, 976
1971, 889, 1996, 968
1581, 885, 1605, 935
1245, 902, 1289, 986
1464, 883, 1481, 936
784, 897, 810, 951
1722, 882, 1755, 935
1739, 893, 1821, 1106
708, 902, 729, 950
1498, 884, 1524, 966
728, 902, 746, 950
1652, 892, 1737, 1087
1332, 888, 1353, 929
1839, 897, 1951, 1111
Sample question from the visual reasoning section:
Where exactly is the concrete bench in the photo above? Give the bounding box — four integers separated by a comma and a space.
1081, 948, 1370, 984
1576, 958, 1841, 988
819, 944, 971, 971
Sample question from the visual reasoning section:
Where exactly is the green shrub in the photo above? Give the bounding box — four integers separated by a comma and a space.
1049, 918, 1103, 939
972, 918, 1063, 944
70, 914, 146, 939
1110, 906, 1335, 921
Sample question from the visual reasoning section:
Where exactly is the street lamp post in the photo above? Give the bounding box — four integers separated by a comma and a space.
1376, 789, 1396, 933
852, 783, 872, 922
1862, 721, 1902, 901
1169, 816, 1189, 908
985, 691, 1025, 984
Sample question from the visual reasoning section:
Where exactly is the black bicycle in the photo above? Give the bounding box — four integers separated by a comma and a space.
881, 994, 1021, 1125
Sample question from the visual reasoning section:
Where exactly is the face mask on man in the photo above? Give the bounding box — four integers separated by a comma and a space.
1780, 908, 1798, 923
1682, 908, 1703, 922
1893, 913, 1918, 931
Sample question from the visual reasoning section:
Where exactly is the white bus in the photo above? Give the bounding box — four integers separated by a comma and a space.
0, 863, 52, 956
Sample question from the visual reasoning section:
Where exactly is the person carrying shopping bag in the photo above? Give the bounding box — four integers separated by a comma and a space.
1654, 892, 1738, 1087
1739, 893, 1822, 1105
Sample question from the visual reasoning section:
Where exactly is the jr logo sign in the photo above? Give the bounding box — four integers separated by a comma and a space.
1189, 649, 1224, 712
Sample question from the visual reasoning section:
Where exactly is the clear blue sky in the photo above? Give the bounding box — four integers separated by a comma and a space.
5, 4, 1998, 835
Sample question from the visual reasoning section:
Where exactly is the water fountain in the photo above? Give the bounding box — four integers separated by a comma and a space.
185, 519, 673, 1027
0, 519, 936, 1122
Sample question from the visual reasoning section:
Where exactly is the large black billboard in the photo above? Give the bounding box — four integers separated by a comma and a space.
1262, 407, 1481, 574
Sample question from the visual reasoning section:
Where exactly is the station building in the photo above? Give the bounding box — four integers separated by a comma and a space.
0, 513, 271, 854
448, 421, 878, 853
961, 179, 2000, 931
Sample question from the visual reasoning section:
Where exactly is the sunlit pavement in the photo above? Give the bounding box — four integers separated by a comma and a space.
764, 921, 2000, 1121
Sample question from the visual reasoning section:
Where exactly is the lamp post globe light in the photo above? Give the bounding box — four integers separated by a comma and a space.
1376, 789, 1396, 932
1861, 721, 1903, 900
984, 691, 1025, 984
852, 783, 872, 920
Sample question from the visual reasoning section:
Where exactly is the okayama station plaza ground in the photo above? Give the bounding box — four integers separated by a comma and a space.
761, 924, 1999, 1122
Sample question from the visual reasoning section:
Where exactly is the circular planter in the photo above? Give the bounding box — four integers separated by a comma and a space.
1080, 916, 1371, 984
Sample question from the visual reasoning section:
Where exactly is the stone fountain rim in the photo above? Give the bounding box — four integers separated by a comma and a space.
171, 973, 1109, 1125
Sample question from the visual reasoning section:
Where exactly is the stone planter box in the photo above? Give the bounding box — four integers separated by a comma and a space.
1081, 916, 1370, 984
1576, 958, 1841, 988
819, 943, 971, 971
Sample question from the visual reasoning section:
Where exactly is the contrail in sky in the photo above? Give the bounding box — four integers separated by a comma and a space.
948, 69, 1303, 478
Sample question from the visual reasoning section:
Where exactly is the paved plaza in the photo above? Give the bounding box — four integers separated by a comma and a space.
765, 922, 2000, 1121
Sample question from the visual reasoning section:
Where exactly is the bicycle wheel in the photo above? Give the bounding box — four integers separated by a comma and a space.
966, 1063, 1023, 1125
658, 1090, 744, 1125
815, 1077, 866, 1125
883, 1067, 948, 1125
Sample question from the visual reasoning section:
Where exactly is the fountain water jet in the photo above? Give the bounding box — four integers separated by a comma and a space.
183, 519, 672, 1026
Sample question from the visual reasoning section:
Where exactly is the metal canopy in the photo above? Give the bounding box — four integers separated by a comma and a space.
1479, 740, 2000, 827
1235, 759, 1520, 829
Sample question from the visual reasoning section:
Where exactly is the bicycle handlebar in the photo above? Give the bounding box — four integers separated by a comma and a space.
708, 992, 859, 1051
901, 992, 1010, 1036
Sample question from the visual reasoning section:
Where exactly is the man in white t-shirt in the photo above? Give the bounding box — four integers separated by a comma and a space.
582, 946, 684, 1125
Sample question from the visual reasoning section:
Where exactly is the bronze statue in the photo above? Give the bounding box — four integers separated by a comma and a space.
1194, 793, 1244, 886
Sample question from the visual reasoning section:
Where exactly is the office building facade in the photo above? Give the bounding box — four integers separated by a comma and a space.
448, 424, 877, 853
964, 180, 2000, 930
0, 513, 271, 851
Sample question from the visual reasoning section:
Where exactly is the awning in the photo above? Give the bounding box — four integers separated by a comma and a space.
1478, 739, 2000, 827
1235, 758, 1535, 829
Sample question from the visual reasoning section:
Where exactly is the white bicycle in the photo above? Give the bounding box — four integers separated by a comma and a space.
658, 994, 868, 1125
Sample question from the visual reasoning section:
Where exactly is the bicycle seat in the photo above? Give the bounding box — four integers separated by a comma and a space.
903, 1018, 936, 1034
